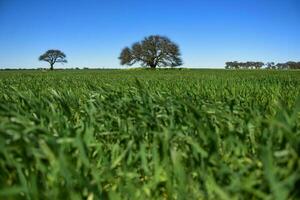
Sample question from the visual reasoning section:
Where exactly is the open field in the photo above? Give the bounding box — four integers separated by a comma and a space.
0, 69, 300, 199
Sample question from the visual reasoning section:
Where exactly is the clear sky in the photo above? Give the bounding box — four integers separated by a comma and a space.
0, 0, 299, 68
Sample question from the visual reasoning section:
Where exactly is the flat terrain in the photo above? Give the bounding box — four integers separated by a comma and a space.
0, 69, 300, 199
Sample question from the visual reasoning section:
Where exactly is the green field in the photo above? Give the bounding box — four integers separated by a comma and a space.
0, 69, 300, 200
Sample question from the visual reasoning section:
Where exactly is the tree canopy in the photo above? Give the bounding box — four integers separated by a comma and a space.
119, 35, 182, 69
39, 50, 67, 70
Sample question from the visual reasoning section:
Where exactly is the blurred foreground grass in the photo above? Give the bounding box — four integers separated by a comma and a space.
0, 69, 300, 199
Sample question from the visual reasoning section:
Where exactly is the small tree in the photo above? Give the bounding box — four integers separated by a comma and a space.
119, 35, 182, 69
225, 62, 231, 69
286, 61, 300, 69
254, 62, 264, 69
39, 50, 67, 70
266, 62, 275, 69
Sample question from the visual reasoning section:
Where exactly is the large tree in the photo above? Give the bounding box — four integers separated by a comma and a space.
39, 50, 67, 70
119, 35, 182, 69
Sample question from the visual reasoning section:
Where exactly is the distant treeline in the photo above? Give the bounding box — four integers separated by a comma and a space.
225, 61, 300, 69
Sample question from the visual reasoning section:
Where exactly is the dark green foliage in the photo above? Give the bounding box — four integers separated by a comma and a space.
119, 35, 182, 68
39, 50, 67, 70
225, 61, 265, 69
225, 61, 300, 69
0, 69, 299, 199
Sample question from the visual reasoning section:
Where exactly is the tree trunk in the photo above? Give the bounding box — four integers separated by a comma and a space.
50, 63, 54, 70
150, 64, 156, 69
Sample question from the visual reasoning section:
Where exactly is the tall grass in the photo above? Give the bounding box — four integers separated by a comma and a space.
0, 69, 299, 199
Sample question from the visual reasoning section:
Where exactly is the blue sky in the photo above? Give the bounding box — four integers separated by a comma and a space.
0, 0, 299, 68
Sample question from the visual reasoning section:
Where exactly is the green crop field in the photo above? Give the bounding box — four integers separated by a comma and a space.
0, 69, 300, 200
